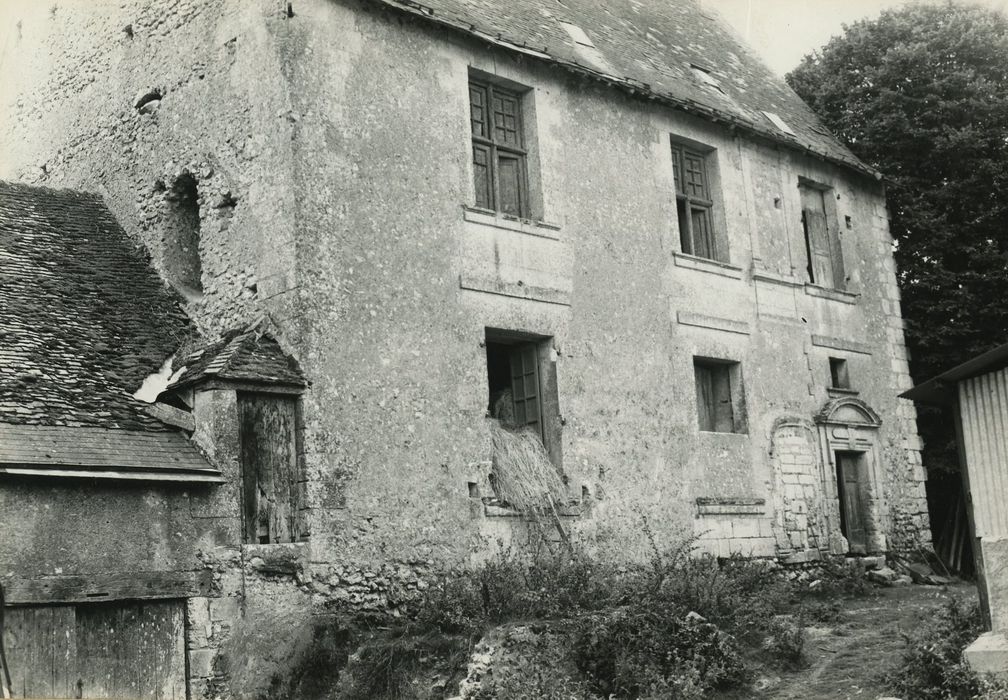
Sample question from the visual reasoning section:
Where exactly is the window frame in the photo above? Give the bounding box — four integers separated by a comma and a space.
693, 357, 747, 434
469, 77, 530, 218
829, 357, 851, 390
671, 140, 719, 261
799, 179, 846, 290
484, 328, 563, 470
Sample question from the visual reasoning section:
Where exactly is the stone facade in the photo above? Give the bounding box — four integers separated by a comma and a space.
0, 0, 932, 695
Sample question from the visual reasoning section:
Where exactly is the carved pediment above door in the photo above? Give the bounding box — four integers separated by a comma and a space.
814, 396, 882, 428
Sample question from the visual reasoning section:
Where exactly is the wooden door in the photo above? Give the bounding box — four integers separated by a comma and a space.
4, 599, 186, 699
237, 393, 300, 544
835, 452, 868, 553
801, 185, 836, 288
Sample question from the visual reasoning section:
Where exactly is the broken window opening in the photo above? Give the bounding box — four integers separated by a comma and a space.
671, 140, 722, 262
693, 357, 746, 434
237, 392, 306, 544
485, 329, 568, 523
829, 357, 851, 390
164, 172, 203, 296
800, 181, 845, 290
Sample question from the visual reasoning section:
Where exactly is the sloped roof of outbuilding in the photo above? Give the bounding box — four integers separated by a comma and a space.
168, 326, 307, 391
366, 0, 877, 179
0, 180, 191, 432
0, 180, 221, 482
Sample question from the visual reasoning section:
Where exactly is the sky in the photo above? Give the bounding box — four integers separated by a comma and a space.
703, 0, 1008, 75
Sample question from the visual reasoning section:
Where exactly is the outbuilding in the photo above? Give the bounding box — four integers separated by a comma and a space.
903, 343, 1008, 677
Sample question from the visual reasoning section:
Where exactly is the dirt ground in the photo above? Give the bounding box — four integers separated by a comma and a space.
746, 582, 979, 700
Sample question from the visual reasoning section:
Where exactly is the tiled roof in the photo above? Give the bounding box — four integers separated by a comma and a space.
0, 424, 223, 483
0, 180, 191, 432
365, 0, 877, 178
169, 327, 307, 391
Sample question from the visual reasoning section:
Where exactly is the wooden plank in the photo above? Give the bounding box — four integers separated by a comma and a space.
51, 605, 76, 700
144, 402, 196, 432
238, 393, 300, 544
3, 570, 213, 605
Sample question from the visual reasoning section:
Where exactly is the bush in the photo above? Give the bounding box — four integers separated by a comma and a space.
761, 615, 806, 669
573, 606, 748, 698
885, 598, 1008, 700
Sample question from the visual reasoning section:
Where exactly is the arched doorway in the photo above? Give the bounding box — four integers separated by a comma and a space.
814, 398, 885, 555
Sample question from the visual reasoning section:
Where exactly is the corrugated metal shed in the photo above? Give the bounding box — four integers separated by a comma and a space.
957, 368, 1008, 539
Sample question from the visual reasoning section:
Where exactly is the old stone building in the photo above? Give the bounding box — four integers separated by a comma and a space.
0, 0, 930, 696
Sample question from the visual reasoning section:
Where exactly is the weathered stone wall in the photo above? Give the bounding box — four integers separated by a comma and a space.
0, 0, 932, 695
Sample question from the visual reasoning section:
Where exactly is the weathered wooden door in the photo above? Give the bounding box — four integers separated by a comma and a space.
237, 392, 301, 544
835, 452, 869, 553
4, 599, 186, 699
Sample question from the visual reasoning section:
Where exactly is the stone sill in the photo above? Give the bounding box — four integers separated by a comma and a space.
481, 501, 587, 519
827, 387, 860, 398
462, 205, 561, 240
804, 283, 859, 305
752, 269, 803, 288
697, 497, 766, 516
672, 252, 743, 280
698, 429, 749, 438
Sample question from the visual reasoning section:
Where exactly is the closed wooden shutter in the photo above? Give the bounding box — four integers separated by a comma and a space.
238, 393, 301, 544
4, 600, 185, 699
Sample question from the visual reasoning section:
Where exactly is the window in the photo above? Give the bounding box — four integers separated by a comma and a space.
829, 357, 851, 389
237, 392, 306, 544
800, 182, 845, 289
671, 141, 719, 261
469, 77, 529, 217
485, 329, 561, 467
163, 171, 202, 295
693, 357, 745, 433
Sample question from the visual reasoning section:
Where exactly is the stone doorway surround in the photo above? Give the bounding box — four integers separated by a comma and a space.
814, 397, 887, 555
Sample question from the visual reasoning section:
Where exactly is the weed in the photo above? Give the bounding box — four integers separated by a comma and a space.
884, 597, 1008, 699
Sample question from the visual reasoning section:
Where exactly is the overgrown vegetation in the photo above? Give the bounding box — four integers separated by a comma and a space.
276, 522, 894, 698
884, 598, 1008, 700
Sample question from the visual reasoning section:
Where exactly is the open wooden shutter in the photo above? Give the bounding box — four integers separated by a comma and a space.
509, 343, 542, 439
800, 186, 835, 288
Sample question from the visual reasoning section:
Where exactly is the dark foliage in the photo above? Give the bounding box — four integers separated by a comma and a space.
787, 4, 1008, 471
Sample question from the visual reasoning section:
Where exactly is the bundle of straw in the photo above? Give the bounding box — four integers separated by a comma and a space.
489, 421, 567, 514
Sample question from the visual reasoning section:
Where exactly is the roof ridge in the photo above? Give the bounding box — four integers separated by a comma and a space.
0, 178, 105, 201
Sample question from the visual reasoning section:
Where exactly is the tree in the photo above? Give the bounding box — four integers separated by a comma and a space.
788, 2, 1008, 471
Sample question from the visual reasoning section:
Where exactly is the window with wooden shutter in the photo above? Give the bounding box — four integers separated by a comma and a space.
800, 183, 845, 289
484, 329, 562, 467
237, 392, 305, 544
672, 141, 719, 261
469, 77, 529, 217
693, 358, 744, 433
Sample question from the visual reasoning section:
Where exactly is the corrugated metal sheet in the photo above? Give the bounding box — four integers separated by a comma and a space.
958, 367, 1008, 538
0, 424, 223, 483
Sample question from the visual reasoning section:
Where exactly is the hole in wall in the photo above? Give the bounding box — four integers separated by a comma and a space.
123, 24, 133, 39
286, 2, 295, 18
163, 171, 203, 297
134, 87, 162, 113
